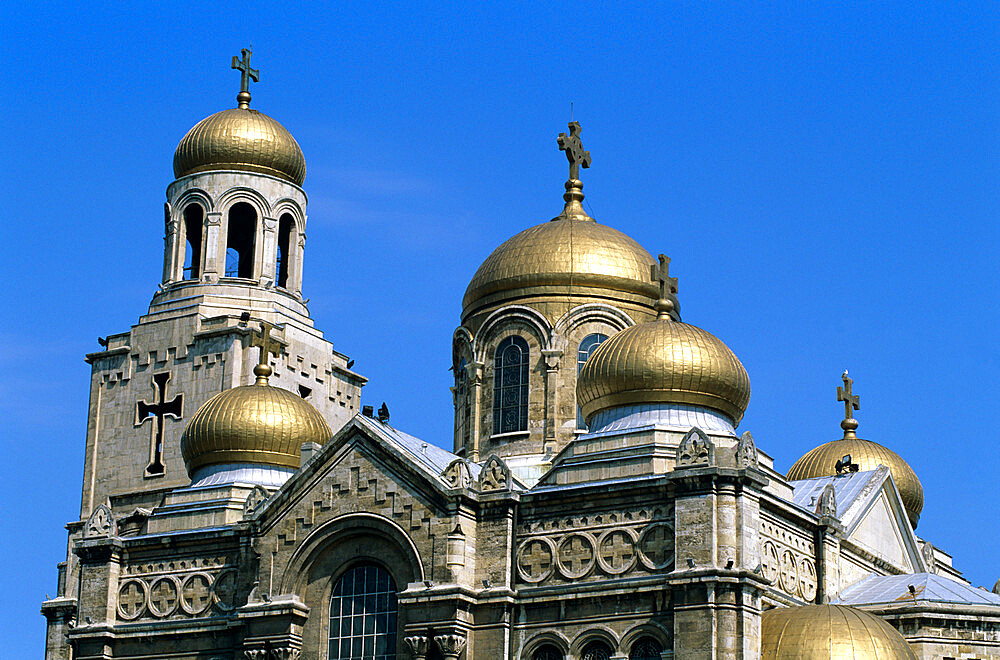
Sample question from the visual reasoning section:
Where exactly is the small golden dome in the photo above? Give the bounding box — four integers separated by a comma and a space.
787, 437, 924, 528
462, 216, 659, 316
576, 307, 751, 424
173, 107, 306, 185
762, 604, 916, 659
181, 371, 331, 474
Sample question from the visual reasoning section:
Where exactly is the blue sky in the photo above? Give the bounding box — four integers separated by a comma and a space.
2, 2, 998, 654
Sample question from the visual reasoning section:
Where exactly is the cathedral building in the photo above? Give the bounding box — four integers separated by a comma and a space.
42, 52, 1000, 660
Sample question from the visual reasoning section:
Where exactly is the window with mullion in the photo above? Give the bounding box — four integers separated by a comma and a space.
493, 336, 529, 434
328, 564, 397, 660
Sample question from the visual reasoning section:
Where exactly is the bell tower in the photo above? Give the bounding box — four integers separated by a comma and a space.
78, 49, 366, 520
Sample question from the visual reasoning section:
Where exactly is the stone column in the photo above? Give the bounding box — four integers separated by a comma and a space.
541, 348, 563, 452
162, 205, 180, 284
293, 233, 306, 297
73, 537, 124, 625
434, 633, 467, 660
469, 362, 484, 461
202, 212, 223, 282
260, 216, 278, 286
41, 597, 77, 660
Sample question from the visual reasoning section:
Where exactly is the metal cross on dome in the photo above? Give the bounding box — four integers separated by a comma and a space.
837, 370, 860, 421
653, 254, 678, 298
557, 121, 592, 181
250, 320, 282, 368
232, 47, 259, 95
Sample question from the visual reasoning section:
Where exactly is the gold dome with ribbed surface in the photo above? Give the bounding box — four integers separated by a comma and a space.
181, 373, 331, 474
761, 604, 916, 659
788, 437, 924, 528
173, 107, 306, 185
462, 217, 659, 316
576, 307, 751, 424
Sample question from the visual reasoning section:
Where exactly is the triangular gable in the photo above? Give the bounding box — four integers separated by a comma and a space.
251, 415, 463, 531
840, 468, 926, 573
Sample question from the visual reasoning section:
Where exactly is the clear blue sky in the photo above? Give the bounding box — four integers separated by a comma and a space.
2, 2, 997, 654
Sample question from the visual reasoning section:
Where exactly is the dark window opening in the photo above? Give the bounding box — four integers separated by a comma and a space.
629, 637, 664, 660
532, 645, 564, 660
581, 641, 612, 660
225, 202, 256, 278
456, 359, 468, 446
276, 213, 294, 288
493, 336, 529, 435
328, 564, 397, 660
298, 384, 312, 399
577, 333, 608, 428
182, 204, 203, 279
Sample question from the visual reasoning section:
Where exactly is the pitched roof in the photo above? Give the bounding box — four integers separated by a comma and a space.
835, 572, 1000, 607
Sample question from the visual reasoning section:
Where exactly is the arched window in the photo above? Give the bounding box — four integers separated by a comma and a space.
455, 358, 470, 450
276, 213, 294, 288
225, 202, 256, 278
182, 204, 203, 280
328, 564, 397, 660
629, 637, 663, 660
581, 640, 612, 660
576, 333, 608, 428
493, 336, 529, 435
532, 644, 564, 660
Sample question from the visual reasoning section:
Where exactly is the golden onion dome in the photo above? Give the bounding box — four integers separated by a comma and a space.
577, 300, 751, 424
761, 604, 916, 659
462, 180, 659, 316
787, 436, 924, 528
180, 365, 331, 474
173, 105, 306, 185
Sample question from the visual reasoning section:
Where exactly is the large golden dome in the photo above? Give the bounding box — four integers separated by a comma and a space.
173, 106, 306, 185
181, 367, 331, 474
787, 437, 924, 528
761, 604, 916, 659
462, 214, 659, 316
576, 302, 751, 424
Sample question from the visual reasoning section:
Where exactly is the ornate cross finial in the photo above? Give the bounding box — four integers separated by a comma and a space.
651, 254, 680, 320
557, 121, 591, 181
232, 47, 260, 109
837, 369, 860, 437
249, 321, 281, 384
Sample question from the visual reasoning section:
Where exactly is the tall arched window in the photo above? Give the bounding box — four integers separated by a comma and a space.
276, 213, 294, 288
225, 202, 256, 278
532, 645, 564, 660
629, 637, 663, 660
182, 204, 203, 280
328, 564, 397, 660
493, 336, 529, 435
577, 333, 608, 428
581, 641, 612, 660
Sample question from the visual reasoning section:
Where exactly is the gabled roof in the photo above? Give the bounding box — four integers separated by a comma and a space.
352, 414, 480, 482
835, 572, 1000, 607
790, 469, 877, 522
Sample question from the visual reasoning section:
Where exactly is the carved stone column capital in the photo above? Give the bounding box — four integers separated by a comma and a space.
433, 633, 467, 660
404, 635, 430, 659
541, 348, 563, 371
270, 649, 301, 660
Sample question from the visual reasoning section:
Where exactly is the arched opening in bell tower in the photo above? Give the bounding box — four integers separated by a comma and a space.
276, 213, 294, 289
182, 204, 203, 280
225, 202, 257, 279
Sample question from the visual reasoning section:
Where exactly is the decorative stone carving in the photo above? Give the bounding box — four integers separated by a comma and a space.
778, 549, 798, 595
921, 541, 935, 570
556, 532, 596, 579
270, 649, 301, 660
816, 483, 837, 518
212, 568, 239, 611
637, 522, 675, 571
85, 503, 116, 538
596, 528, 638, 575
517, 537, 556, 583
441, 459, 473, 489
446, 525, 466, 569
180, 573, 213, 615
243, 485, 271, 518
243, 651, 268, 660
117, 579, 147, 620
541, 348, 563, 372
798, 557, 817, 601
433, 634, 467, 660
735, 430, 758, 468
676, 427, 714, 468
148, 576, 180, 617
993, 579, 1000, 596
761, 540, 780, 583
404, 636, 430, 659
479, 454, 511, 492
